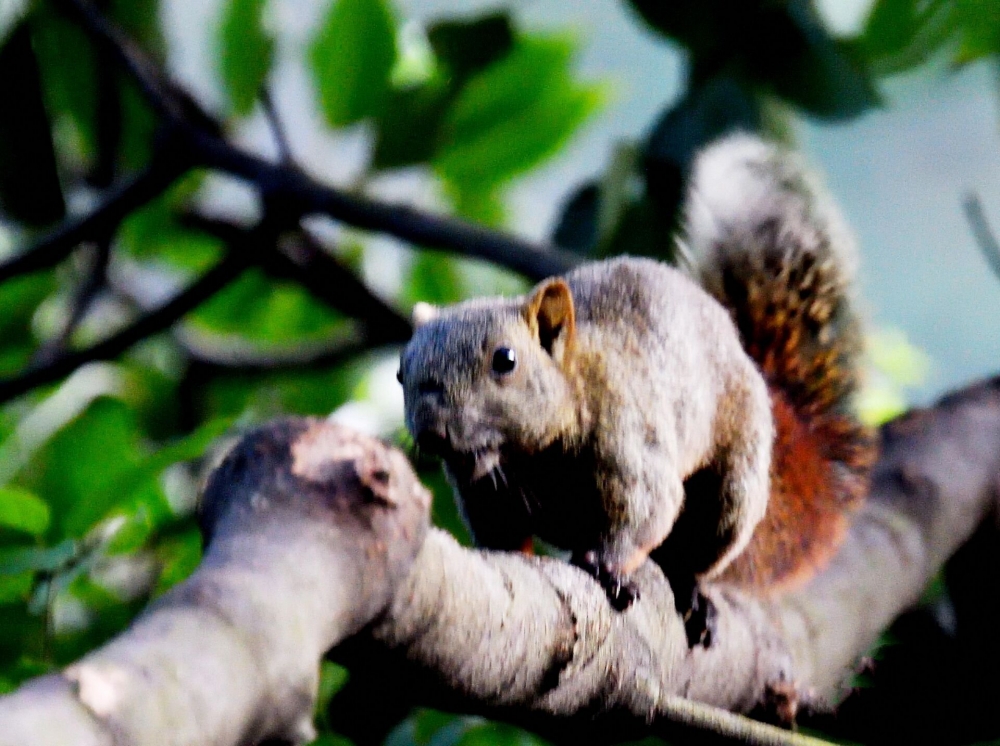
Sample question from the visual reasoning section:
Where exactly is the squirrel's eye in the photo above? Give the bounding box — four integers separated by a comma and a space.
491, 346, 517, 375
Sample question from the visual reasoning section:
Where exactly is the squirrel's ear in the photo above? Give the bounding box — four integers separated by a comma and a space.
524, 278, 575, 363
412, 302, 439, 328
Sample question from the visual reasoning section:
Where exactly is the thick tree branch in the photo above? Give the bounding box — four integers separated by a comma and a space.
1, 378, 998, 745
0, 422, 432, 746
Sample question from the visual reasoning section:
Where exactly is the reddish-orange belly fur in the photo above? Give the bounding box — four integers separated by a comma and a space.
718, 388, 876, 591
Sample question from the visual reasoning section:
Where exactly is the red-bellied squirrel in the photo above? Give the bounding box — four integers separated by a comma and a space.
397, 134, 877, 647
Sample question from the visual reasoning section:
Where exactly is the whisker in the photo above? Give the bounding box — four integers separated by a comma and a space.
496, 464, 509, 490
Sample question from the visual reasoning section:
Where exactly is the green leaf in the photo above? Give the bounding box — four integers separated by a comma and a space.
457, 722, 551, 746
310, 0, 397, 127
860, 0, 955, 74
111, 0, 165, 167
118, 172, 223, 270
201, 363, 362, 420
0, 571, 33, 604
110, 0, 165, 58
373, 79, 451, 169
315, 660, 349, 720
434, 35, 603, 190
860, 0, 920, 60
28, 397, 146, 540
0, 488, 50, 537
373, 13, 516, 171
192, 270, 345, 342
402, 254, 465, 306
427, 12, 513, 87
154, 529, 201, 594
955, 0, 1000, 63
117, 73, 160, 173
98, 417, 232, 554
219, 0, 275, 117
747, 0, 880, 120
0, 23, 65, 226
0, 272, 56, 377
30, 4, 99, 161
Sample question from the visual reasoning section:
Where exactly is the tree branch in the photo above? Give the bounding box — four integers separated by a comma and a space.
962, 193, 1000, 284
184, 214, 412, 343
1, 377, 998, 745
196, 137, 578, 280
53, 0, 220, 133
260, 87, 294, 166
0, 250, 250, 403
53, 0, 578, 282
32, 235, 112, 367
0, 159, 185, 284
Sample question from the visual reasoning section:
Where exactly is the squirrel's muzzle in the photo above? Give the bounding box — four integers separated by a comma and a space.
413, 422, 450, 456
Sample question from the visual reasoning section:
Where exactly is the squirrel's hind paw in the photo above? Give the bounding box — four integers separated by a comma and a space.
673, 577, 717, 648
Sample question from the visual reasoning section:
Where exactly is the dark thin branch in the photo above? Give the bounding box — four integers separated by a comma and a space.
270, 235, 412, 343
32, 236, 113, 367
260, 87, 294, 165
54, 0, 219, 133
194, 135, 578, 280
183, 214, 413, 343
0, 159, 186, 284
57, 0, 578, 283
963, 193, 1000, 284
0, 251, 251, 403
175, 329, 380, 373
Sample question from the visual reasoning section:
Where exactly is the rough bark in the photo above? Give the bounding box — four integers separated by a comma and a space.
1, 378, 999, 746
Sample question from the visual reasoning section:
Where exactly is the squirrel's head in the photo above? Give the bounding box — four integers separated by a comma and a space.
398, 278, 578, 483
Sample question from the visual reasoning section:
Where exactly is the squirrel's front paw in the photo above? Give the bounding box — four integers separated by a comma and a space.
573, 551, 640, 611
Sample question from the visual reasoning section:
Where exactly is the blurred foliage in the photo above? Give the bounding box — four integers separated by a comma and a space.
0, 0, 989, 742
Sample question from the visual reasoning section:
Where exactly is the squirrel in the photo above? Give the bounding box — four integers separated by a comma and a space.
396, 134, 877, 647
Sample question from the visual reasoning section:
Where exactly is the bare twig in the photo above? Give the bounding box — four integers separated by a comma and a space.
54, 0, 219, 133
175, 327, 376, 372
260, 87, 294, 165
0, 250, 251, 403
962, 193, 1000, 284
195, 138, 577, 279
32, 236, 113, 366
183, 214, 412, 343
0, 160, 185, 284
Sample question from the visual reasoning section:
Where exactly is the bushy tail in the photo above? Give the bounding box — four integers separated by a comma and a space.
681, 134, 877, 591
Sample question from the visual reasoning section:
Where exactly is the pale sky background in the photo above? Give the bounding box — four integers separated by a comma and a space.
161, 0, 1000, 405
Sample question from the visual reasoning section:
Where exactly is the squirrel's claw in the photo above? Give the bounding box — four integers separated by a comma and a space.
572, 551, 640, 612
679, 583, 716, 649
